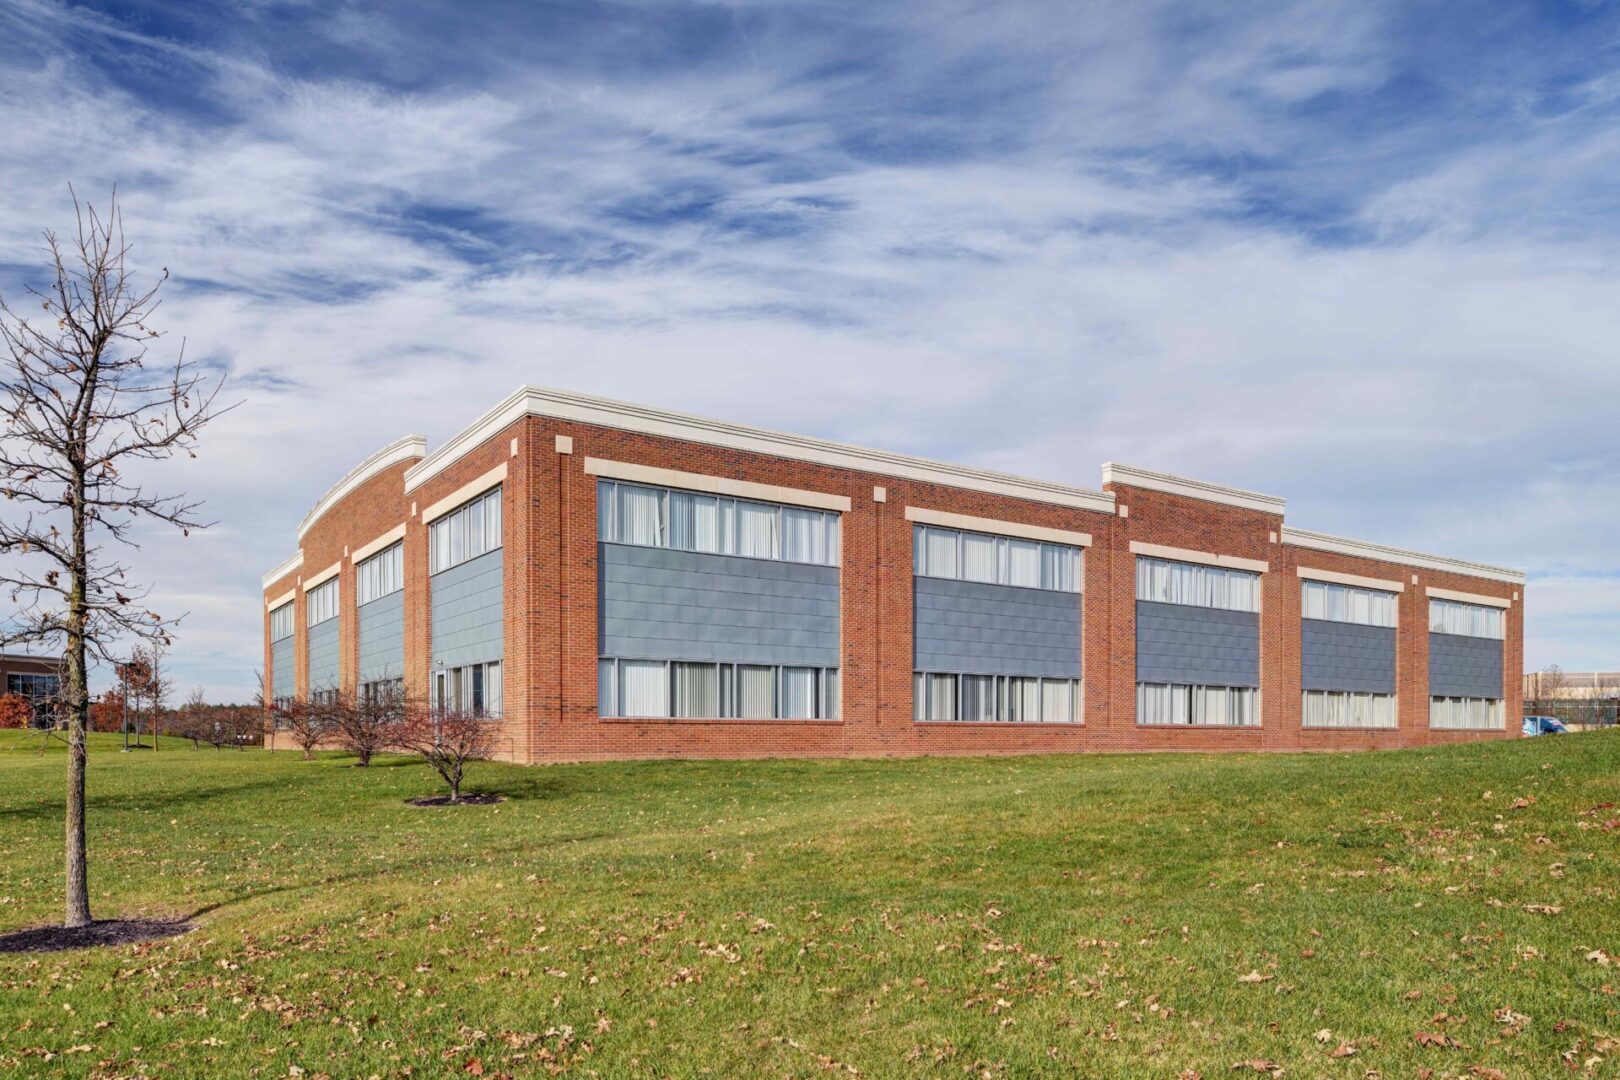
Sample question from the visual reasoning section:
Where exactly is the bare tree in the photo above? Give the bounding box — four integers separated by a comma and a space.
335, 683, 402, 767
171, 686, 210, 748
270, 694, 327, 760
0, 191, 227, 927
393, 702, 499, 802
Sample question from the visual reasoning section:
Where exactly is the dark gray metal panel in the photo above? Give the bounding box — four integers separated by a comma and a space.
307, 619, 340, 692
598, 543, 839, 666
431, 548, 503, 669
912, 575, 1081, 678
1135, 600, 1259, 688
1429, 632, 1504, 698
271, 638, 294, 699
1301, 619, 1396, 694
358, 591, 405, 685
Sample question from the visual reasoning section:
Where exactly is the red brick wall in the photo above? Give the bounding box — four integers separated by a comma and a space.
262, 416, 1525, 762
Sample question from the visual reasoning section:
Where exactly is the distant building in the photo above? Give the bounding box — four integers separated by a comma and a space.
1524, 670, 1620, 727
0, 653, 63, 727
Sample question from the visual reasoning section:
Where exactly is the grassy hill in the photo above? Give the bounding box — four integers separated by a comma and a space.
2, 731, 1618, 1078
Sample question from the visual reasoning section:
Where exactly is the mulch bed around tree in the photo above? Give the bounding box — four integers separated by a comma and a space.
0, 918, 192, 954
406, 793, 504, 807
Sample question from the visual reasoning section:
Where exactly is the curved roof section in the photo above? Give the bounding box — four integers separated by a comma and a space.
296, 434, 427, 543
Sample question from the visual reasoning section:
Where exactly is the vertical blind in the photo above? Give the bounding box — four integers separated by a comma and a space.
1301, 580, 1397, 627
357, 541, 404, 606
429, 486, 502, 574
269, 602, 294, 642
1135, 557, 1259, 612
600, 658, 839, 720
1136, 682, 1258, 726
1429, 599, 1504, 639
1430, 695, 1504, 729
598, 480, 840, 566
1302, 690, 1396, 728
305, 579, 338, 626
912, 525, 1081, 592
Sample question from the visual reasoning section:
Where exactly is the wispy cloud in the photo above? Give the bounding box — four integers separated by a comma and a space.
1, 0, 1617, 696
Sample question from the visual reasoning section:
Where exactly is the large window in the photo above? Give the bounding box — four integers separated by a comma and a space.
596, 480, 840, 567
913, 525, 1080, 592
361, 677, 404, 705
912, 672, 1080, 723
1137, 682, 1259, 726
1301, 580, 1397, 627
1430, 696, 1504, 730
434, 661, 502, 717
1302, 690, 1396, 729
6, 673, 59, 700
1136, 557, 1259, 612
430, 486, 502, 574
599, 658, 839, 720
1429, 598, 1504, 639
357, 542, 404, 605
269, 602, 294, 642
306, 579, 338, 626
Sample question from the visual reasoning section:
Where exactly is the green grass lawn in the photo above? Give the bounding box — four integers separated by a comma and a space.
2, 732, 1619, 1078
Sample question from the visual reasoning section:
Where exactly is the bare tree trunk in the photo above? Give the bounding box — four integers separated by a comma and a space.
64, 463, 92, 927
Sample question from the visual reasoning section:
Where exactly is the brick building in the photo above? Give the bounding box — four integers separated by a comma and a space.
262, 385, 1524, 761
0, 653, 63, 727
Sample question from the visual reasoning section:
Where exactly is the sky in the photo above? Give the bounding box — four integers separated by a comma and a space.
1, 0, 1617, 700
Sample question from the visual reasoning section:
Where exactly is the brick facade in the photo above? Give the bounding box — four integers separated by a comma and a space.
262, 388, 1525, 762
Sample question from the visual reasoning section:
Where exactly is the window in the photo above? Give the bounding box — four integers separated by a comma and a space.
361, 677, 403, 705
1430, 696, 1504, 730
597, 481, 840, 567
912, 672, 1081, 723
1135, 557, 1259, 612
913, 525, 1081, 592
6, 673, 59, 700
357, 542, 404, 606
433, 661, 502, 717
430, 486, 502, 574
306, 579, 338, 626
269, 602, 294, 642
1302, 690, 1396, 729
311, 688, 339, 707
1301, 580, 1397, 627
1429, 599, 1504, 639
1136, 682, 1259, 726
598, 659, 840, 719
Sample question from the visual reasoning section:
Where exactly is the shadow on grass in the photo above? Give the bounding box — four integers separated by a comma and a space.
0, 918, 191, 954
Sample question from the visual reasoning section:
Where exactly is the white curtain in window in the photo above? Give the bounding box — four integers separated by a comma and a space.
667, 491, 695, 550
1004, 539, 1041, 588
913, 672, 926, 721
736, 502, 778, 559
960, 532, 997, 582
486, 662, 502, 717
672, 662, 718, 718
927, 673, 958, 720
821, 670, 839, 719
738, 665, 775, 718
923, 527, 959, 579
1006, 677, 1040, 722
961, 674, 996, 720
692, 495, 719, 553
780, 667, 816, 719
1137, 558, 1257, 613
1431, 599, 1503, 639
599, 659, 616, 716
1042, 546, 1079, 592
618, 485, 662, 547
597, 482, 615, 540
1041, 678, 1073, 723
620, 660, 668, 717
782, 508, 826, 564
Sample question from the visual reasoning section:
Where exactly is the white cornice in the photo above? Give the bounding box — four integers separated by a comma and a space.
1102, 463, 1286, 515
1281, 526, 1524, 585
905, 506, 1092, 548
262, 551, 304, 590
404, 385, 1117, 514
296, 435, 427, 543
1129, 540, 1269, 574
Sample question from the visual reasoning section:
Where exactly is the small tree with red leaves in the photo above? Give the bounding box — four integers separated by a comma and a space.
0, 693, 32, 730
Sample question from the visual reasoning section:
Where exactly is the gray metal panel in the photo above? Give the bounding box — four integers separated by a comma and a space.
912, 575, 1081, 678
271, 638, 294, 699
431, 548, 504, 669
307, 618, 340, 692
1301, 619, 1396, 694
1429, 632, 1504, 699
1135, 600, 1259, 688
358, 591, 405, 685
598, 543, 839, 666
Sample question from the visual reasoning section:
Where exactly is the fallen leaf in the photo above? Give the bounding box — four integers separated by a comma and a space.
1237, 970, 1274, 984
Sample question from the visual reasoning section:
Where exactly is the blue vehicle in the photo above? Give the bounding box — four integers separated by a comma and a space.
1522, 715, 1569, 737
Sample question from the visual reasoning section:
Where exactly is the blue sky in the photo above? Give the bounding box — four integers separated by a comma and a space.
2, 0, 1618, 699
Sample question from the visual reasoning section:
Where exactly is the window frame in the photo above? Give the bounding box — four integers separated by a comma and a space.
911, 670, 1083, 724
429, 486, 503, 575
596, 480, 841, 568
1135, 681, 1261, 727
305, 579, 339, 627
912, 525, 1082, 593
597, 658, 841, 720
357, 541, 404, 606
